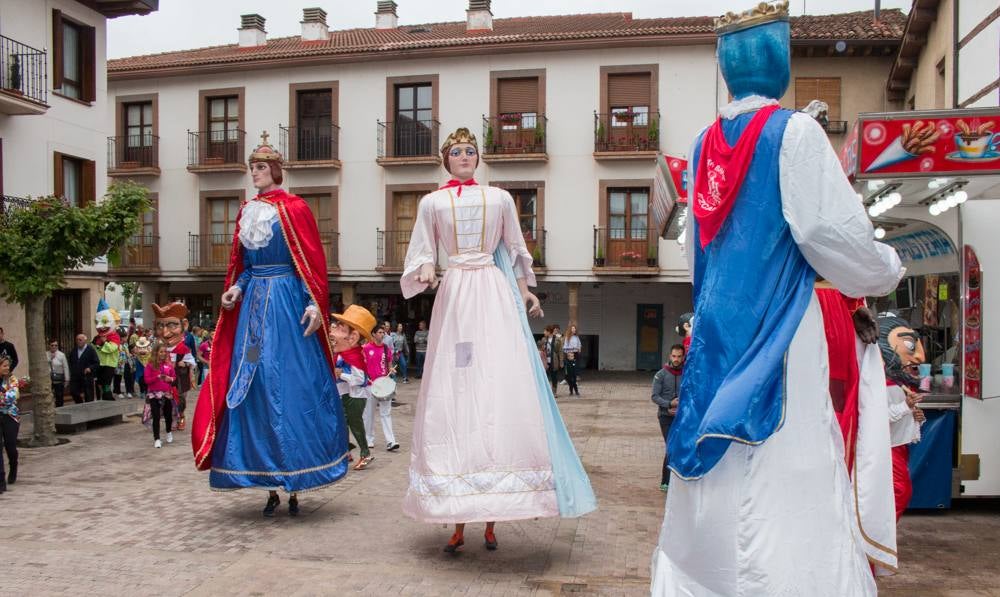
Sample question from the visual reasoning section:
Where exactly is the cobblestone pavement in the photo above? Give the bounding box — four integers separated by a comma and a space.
3, 373, 999, 596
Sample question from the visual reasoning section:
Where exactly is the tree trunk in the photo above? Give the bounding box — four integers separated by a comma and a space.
26, 294, 58, 446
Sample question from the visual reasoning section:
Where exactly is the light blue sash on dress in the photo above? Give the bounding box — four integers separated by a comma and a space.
494, 242, 598, 517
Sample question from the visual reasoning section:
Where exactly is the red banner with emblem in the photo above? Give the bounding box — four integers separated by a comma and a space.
964, 245, 983, 400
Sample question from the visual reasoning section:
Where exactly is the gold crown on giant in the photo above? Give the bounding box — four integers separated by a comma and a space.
714, 0, 789, 34
440, 127, 479, 153
248, 130, 283, 164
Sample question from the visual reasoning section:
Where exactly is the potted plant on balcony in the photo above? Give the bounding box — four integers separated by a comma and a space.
7, 55, 22, 94
648, 117, 660, 148
531, 244, 543, 267
595, 120, 606, 150
646, 245, 658, 267
595, 246, 605, 267
484, 124, 494, 153
533, 126, 545, 152
620, 250, 643, 266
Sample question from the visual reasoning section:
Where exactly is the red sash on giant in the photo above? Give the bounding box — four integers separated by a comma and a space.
816, 288, 862, 474
692, 105, 780, 249
439, 177, 478, 196
191, 189, 336, 471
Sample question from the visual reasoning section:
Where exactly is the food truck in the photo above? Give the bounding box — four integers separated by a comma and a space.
840, 107, 1000, 505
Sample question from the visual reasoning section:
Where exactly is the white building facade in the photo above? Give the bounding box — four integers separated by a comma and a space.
107, 2, 903, 370
0, 0, 155, 370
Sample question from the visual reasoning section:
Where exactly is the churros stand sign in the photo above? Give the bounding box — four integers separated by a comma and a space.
856, 109, 1000, 178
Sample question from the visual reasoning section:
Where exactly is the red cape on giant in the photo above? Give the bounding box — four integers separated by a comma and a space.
191, 188, 336, 471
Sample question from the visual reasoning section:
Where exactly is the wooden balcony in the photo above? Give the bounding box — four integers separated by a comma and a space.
593, 227, 659, 275
187, 233, 231, 272
376, 229, 410, 272
0, 35, 48, 115
108, 235, 159, 274
482, 114, 548, 164
376, 120, 441, 167
187, 129, 247, 173
108, 135, 160, 177
280, 124, 341, 169
593, 111, 660, 160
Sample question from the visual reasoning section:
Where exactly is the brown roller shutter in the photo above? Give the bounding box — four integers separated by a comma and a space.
795, 77, 841, 120
608, 73, 651, 107
52, 10, 64, 89
497, 77, 539, 114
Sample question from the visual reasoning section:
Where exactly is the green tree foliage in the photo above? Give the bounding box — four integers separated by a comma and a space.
0, 181, 151, 445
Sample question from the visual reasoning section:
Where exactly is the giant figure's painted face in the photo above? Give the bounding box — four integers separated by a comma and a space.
878, 315, 926, 388
95, 300, 121, 336
717, 19, 790, 101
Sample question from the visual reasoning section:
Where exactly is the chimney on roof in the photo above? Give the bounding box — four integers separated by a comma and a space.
375, 1, 398, 30
467, 0, 493, 32
239, 14, 266, 48
301, 7, 329, 41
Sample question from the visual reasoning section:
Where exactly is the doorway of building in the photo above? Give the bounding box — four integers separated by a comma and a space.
636, 303, 663, 370
44, 290, 83, 351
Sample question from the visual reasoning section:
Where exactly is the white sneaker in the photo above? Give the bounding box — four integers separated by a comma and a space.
154, 439, 162, 448
127, 393, 134, 399
166, 432, 174, 444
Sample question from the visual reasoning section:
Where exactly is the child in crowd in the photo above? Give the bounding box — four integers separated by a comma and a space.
363, 325, 399, 452
330, 305, 377, 470
143, 342, 177, 448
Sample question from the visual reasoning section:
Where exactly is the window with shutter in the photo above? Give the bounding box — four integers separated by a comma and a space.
497, 77, 539, 128
52, 10, 96, 103
794, 77, 841, 120
608, 73, 651, 127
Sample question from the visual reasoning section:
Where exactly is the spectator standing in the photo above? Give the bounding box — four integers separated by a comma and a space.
392, 323, 410, 384
413, 320, 429, 379
0, 327, 18, 372
67, 334, 99, 403
652, 344, 685, 491
133, 336, 152, 399
47, 340, 70, 407
0, 355, 19, 492
542, 324, 564, 396
197, 330, 213, 384
563, 324, 582, 396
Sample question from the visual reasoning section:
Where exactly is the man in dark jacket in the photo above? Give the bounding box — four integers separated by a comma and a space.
0, 327, 18, 372
67, 333, 100, 403
652, 344, 685, 490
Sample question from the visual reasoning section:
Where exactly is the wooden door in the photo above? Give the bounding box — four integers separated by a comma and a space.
607, 188, 650, 266
207, 96, 239, 162
296, 90, 332, 161
390, 192, 420, 268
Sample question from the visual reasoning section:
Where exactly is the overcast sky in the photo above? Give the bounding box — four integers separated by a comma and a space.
107, 0, 912, 59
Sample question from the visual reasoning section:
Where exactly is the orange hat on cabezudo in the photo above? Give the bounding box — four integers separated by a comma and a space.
330, 304, 375, 342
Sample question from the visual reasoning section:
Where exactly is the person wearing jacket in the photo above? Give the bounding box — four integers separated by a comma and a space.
652, 344, 685, 491
67, 334, 100, 404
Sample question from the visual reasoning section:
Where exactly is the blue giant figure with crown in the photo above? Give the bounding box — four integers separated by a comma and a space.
650, 2, 904, 595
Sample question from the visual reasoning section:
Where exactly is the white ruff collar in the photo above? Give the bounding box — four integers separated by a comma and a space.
719, 95, 780, 120
238, 199, 278, 250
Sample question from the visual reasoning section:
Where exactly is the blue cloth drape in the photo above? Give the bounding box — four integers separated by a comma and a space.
494, 243, 597, 517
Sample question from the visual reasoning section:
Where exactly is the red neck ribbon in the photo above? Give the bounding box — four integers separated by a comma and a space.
439, 178, 478, 196
337, 345, 366, 371
692, 105, 779, 249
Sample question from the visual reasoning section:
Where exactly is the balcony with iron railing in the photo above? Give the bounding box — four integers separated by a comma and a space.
376, 229, 410, 272
108, 235, 160, 274
0, 194, 33, 227
187, 129, 247, 173
593, 227, 659, 274
187, 233, 231, 271
108, 135, 160, 176
188, 232, 339, 275
525, 228, 547, 271
0, 34, 47, 114
482, 114, 548, 163
377, 119, 441, 166
280, 124, 341, 169
593, 111, 660, 159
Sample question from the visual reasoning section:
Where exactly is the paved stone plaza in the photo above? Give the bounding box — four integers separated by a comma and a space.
3, 373, 999, 596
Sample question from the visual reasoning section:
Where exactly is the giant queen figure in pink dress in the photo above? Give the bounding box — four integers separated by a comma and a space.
401, 128, 596, 552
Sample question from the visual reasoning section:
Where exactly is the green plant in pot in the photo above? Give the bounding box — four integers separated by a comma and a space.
647, 244, 658, 266
484, 124, 494, 152
531, 244, 543, 266
595, 245, 605, 266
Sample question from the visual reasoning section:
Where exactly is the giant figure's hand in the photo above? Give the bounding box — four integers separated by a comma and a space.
417, 262, 439, 290
523, 291, 544, 319
852, 306, 879, 344
221, 286, 242, 310
301, 305, 321, 337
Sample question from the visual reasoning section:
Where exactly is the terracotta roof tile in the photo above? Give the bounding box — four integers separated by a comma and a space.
109, 10, 906, 74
